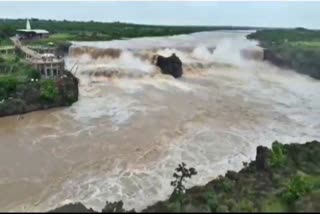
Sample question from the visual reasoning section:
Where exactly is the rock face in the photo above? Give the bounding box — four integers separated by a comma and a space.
50, 201, 134, 213
154, 53, 183, 78
255, 145, 271, 171
0, 71, 79, 117
263, 49, 289, 68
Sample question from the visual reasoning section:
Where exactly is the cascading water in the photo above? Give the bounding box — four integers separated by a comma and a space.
0, 30, 319, 212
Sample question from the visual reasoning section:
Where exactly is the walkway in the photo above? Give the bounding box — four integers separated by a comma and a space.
10, 37, 41, 59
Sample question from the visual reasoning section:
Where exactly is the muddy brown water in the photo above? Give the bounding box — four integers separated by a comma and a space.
0, 31, 319, 212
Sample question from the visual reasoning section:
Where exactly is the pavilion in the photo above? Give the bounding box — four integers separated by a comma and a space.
16, 19, 49, 40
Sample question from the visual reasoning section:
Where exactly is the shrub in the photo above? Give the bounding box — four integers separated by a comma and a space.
0, 75, 19, 100
166, 201, 181, 212
238, 199, 256, 212
270, 141, 286, 168
216, 205, 229, 212
281, 175, 312, 204
40, 80, 58, 103
205, 191, 218, 212
215, 177, 234, 193
25, 68, 40, 80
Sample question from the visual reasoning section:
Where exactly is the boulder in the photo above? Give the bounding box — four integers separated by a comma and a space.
102, 201, 135, 213
226, 170, 240, 181
153, 53, 183, 78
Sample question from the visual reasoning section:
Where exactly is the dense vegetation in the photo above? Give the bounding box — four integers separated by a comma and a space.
248, 28, 320, 79
0, 18, 255, 46
143, 141, 320, 212
51, 140, 320, 213
0, 55, 78, 117
0, 55, 39, 101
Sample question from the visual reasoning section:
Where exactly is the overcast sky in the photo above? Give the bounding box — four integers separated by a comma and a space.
0, 1, 319, 29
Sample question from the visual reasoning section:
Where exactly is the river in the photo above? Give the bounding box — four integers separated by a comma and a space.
0, 30, 319, 212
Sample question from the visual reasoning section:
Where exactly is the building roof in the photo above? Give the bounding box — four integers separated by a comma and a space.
16, 19, 49, 34
16, 29, 49, 34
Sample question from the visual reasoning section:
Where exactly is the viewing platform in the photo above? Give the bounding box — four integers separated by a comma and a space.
30, 54, 65, 78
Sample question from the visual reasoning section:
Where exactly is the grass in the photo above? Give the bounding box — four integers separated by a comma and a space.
28, 32, 115, 46
0, 38, 13, 46
28, 33, 76, 46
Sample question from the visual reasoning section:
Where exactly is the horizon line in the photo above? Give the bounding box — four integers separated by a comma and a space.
0, 17, 315, 31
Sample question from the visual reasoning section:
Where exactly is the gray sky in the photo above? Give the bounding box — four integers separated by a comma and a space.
0, 1, 320, 29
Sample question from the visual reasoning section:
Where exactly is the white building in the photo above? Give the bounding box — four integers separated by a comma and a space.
16, 19, 49, 40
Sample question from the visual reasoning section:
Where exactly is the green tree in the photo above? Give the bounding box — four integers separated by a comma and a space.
171, 162, 197, 196
270, 141, 286, 168
169, 163, 197, 212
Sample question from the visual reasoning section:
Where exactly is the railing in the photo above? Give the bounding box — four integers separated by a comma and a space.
0, 46, 15, 50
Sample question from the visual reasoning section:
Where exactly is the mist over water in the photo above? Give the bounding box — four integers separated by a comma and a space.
0, 31, 319, 212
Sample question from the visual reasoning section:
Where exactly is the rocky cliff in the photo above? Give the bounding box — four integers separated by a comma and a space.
0, 71, 79, 117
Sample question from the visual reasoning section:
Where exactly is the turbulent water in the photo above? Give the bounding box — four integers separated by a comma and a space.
0, 30, 320, 212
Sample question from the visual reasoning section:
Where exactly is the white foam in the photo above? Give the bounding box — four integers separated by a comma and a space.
65, 93, 145, 128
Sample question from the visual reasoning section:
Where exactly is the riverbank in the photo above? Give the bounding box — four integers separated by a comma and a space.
247, 29, 320, 79
0, 56, 78, 117
51, 140, 320, 212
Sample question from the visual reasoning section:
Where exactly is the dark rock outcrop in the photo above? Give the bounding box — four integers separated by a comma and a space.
102, 201, 135, 213
50, 201, 135, 213
263, 49, 289, 68
153, 53, 183, 78
226, 170, 240, 181
49, 203, 95, 213
255, 145, 272, 171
